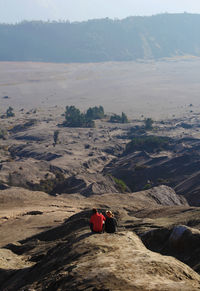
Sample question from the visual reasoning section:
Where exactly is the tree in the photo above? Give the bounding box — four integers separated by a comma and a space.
144, 118, 154, 130
65, 106, 81, 126
121, 112, 128, 123
63, 105, 94, 128
53, 130, 59, 146
86, 106, 105, 120
109, 114, 121, 123
6, 106, 15, 117
109, 112, 128, 123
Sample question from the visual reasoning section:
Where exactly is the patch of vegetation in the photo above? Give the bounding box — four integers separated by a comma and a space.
26, 172, 65, 195
125, 126, 146, 140
53, 130, 59, 146
63, 106, 95, 128
6, 106, 15, 117
86, 106, 105, 120
125, 135, 171, 154
1, 107, 15, 119
157, 178, 169, 184
113, 176, 127, 193
144, 118, 154, 130
109, 112, 128, 123
143, 183, 152, 190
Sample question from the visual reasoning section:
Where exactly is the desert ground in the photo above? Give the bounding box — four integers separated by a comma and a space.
1, 58, 200, 119
1, 59, 200, 290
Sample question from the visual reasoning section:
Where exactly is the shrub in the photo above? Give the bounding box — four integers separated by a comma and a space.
6, 106, 15, 117
63, 105, 95, 128
86, 106, 105, 120
113, 177, 127, 192
143, 183, 152, 190
109, 114, 121, 123
53, 130, 59, 145
109, 112, 128, 123
26, 172, 65, 194
144, 118, 153, 130
157, 178, 169, 184
125, 135, 171, 154
121, 112, 128, 123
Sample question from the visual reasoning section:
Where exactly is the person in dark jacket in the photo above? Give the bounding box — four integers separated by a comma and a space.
105, 210, 117, 233
90, 208, 106, 233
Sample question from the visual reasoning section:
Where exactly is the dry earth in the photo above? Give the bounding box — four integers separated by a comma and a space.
1, 185, 200, 290
1, 60, 200, 290
0, 185, 186, 247
2, 202, 200, 290
1, 58, 200, 119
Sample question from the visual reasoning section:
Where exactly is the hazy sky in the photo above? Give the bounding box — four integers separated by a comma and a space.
1, 0, 200, 23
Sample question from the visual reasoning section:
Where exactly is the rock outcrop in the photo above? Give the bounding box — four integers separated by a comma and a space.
142, 224, 200, 274
104, 137, 200, 206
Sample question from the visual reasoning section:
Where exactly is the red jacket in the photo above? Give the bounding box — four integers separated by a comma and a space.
90, 213, 106, 232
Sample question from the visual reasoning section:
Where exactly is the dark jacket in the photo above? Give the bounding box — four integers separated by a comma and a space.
105, 217, 117, 233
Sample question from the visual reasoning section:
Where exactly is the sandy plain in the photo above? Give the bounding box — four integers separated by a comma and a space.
1, 58, 200, 119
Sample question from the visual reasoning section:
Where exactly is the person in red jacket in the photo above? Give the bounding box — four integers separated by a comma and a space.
90, 208, 106, 233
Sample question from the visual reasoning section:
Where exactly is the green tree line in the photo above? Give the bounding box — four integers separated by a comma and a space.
0, 14, 200, 62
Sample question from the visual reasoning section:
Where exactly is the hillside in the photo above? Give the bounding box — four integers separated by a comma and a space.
1, 13, 200, 62
2, 204, 200, 290
1, 60, 200, 289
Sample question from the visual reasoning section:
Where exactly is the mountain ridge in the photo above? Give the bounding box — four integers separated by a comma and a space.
0, 13, 200, 63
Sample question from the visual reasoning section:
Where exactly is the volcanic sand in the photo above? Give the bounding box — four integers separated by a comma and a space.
1, 58, 200, 119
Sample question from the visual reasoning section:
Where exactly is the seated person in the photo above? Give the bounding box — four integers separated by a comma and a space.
105, 210, 117, 233
90, 208, 106, 233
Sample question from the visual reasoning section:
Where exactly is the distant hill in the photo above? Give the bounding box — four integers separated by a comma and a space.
0, 13, 200, 63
